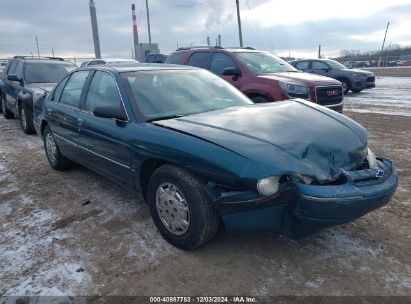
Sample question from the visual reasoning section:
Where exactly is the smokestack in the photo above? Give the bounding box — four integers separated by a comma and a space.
131, 4, 140, 61
218, 34, 221, 47
207, 36, 210, 47
89, 0, 101, 59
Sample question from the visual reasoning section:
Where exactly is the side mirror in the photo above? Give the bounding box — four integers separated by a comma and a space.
93, 106, 128, 121
322, 68, 330, 72
7, 74, 21, 82
222, 67, 241, 77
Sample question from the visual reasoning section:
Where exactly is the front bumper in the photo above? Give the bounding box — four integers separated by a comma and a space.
216, 157, 398, 238
352, 76, 375, 90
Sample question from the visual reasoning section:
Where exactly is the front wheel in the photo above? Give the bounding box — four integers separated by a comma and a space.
147, 164, 219, 250
43, 125, 71, 171
19, 104, 35, 134
339, 78, 351, 95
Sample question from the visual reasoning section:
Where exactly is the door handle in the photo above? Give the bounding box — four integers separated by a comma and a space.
77, 118, 87, 126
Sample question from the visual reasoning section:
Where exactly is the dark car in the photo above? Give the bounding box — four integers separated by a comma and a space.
165, 47, 344, 112
145, 53, 167, 63
0, 56, 76, 133
34, 64, 397, 250
290, 59, 376, 94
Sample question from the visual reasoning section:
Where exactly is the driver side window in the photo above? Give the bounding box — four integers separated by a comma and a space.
85, 71, 123, 113
312, 61, 329, 70
210, 53, 238, 75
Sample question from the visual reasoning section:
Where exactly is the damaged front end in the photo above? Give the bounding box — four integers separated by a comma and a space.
213, 149, 398, 239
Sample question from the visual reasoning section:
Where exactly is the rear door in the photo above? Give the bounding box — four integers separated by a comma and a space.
77, 70, 134, 186
46, 70, 90, 161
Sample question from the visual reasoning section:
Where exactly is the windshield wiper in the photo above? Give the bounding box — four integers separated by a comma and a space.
146, 114, 185, 122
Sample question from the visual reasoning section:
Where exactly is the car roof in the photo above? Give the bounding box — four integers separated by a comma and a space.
79, 63, 199, 73
11, 56, 73, 64
171, 47, 259, 54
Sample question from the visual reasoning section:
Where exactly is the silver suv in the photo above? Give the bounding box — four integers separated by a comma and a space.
290, 59, 375, 94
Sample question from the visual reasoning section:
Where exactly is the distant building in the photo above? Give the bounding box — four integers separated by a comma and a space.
136, 43, 160, 62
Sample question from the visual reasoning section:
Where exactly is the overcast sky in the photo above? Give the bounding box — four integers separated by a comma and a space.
0, 0, 410, 60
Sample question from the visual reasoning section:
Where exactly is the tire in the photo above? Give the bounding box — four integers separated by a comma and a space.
147, 164, 219, 250
19, 103, 35, 134
338, 78, 351, 95
351, 89, 362, 93
251, 95, 269, 103
1, 94, 14, 119
43, 125, 71, 171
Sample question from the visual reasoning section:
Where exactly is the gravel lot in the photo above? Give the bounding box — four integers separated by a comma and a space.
0, 77, 410, 297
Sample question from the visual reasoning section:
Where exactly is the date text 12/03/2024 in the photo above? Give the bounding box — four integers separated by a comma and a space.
149, 296, 257, 303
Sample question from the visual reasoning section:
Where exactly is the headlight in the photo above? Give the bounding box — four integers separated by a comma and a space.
279, 81, 310, 99
367, 148, 378, 168
352, 72, 366, 77
257, 176, 281, 196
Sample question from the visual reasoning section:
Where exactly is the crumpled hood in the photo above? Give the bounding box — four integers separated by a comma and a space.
26, 83, 56, 93
155, 100, 368, 182
259, 72, 342, 87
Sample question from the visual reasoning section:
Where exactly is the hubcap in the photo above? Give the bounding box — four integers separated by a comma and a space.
45, 132, 58, 165
155, 182, 190, 235
21, 107, 27, 130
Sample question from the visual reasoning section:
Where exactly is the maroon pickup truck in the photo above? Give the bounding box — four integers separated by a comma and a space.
165, 47, 344, 112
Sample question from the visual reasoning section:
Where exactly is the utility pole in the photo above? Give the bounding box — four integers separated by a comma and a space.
35, 36, 40, 57
89, 0, 101, 59
207, 36, 210, 46
318, 44, 321, 59
235, 0, 243, 47
131, 4, 140, 61
378, 22, 390, 67
218, 34, 221, 47
52, 47, 55, 57
145, 0, 152, 50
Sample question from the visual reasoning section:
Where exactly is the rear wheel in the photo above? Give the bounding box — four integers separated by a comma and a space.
19, 103, 35, 134
147, 164, 219, 250
1, 94, 14, 119
43, 125, 71, 171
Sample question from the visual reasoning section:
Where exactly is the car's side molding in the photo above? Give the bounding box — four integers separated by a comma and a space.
53, 132, 131, 170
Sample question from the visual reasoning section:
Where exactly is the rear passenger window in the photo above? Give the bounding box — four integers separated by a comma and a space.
210, 53, 238, 75
187, 53, 212, 69
59, 71, 89, 108
85, 71, 122, 113
165, 52, 185, 64
295, 61, 309, 70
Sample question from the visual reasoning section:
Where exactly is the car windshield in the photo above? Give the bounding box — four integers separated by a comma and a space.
234, 52, 297, 74
325, 60, 347, 70
123, 69, 253, 121
25, 62, 76, 83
